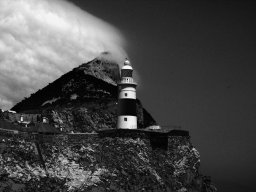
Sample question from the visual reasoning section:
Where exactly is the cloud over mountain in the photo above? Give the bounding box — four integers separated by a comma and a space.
0, 0, 126, 110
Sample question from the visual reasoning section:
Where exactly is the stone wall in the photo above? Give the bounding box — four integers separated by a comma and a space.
0, 128, 190, 152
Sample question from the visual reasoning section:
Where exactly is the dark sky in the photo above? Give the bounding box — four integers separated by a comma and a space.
70, 0, 256, 191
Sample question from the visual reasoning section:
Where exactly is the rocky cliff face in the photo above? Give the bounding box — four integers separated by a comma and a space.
0, 131, 217, 192
11, 56, 156, 131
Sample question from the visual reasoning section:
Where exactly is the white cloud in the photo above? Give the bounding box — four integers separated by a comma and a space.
0, 0, 126, 110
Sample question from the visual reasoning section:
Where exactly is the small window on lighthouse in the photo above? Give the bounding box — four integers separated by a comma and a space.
125, 93, 127, 97
124, 117, 127, 121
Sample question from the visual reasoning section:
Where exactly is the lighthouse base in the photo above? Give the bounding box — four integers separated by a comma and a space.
117, 116, 137, 129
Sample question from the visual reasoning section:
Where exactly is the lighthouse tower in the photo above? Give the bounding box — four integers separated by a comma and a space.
117, 59, 137, 129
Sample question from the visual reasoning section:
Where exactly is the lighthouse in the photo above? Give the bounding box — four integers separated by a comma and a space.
117, 59, 137, 129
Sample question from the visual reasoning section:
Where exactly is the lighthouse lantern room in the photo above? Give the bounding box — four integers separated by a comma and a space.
117, 59, 137, 129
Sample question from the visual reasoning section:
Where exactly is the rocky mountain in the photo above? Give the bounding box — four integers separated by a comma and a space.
11, 55, 156, 132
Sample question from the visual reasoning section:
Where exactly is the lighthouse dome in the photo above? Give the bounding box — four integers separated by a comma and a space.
124, 59, 131, 65
122, 59, 133, 70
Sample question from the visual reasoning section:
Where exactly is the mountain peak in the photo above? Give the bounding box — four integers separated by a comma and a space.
11, 57, 120, 112
77, 56, 120, 86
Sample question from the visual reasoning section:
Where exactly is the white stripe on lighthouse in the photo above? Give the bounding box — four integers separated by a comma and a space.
119, 89, 136, 99
117, 116, 137, 129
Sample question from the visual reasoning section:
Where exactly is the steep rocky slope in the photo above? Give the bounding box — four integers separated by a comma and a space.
11, 56, 156, 131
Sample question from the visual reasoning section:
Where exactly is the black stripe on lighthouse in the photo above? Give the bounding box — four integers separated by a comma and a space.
118, 99, 137, 116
